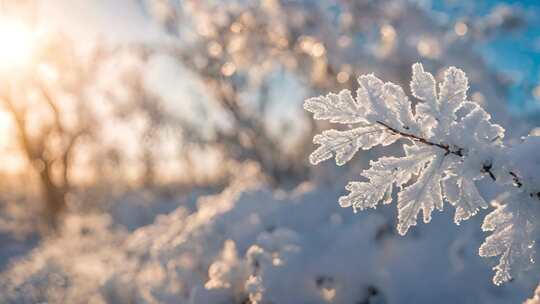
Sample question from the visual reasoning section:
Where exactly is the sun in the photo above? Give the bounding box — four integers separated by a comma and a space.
0, 19, 35, 71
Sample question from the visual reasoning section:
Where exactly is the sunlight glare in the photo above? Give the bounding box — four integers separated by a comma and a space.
0, 19, 34, 71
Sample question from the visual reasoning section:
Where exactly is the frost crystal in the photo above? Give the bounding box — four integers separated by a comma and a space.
305, 63, 500, 235
305, 63, 540, 285
479, 193, 538, 285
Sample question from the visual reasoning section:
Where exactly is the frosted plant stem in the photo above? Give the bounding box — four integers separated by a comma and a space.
375, 120, 464, 157
376, 120, 539, 200
306, 63, 540, 284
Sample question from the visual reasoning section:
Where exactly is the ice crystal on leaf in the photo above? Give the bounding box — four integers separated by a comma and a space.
479, 193, 539, 285
305, 62, 540, 286
305, 63, 502, 235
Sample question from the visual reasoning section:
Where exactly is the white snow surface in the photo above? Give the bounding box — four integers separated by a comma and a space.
0, 166, 535, 303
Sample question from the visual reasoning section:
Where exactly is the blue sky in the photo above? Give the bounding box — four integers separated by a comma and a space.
431, 0, 540, 116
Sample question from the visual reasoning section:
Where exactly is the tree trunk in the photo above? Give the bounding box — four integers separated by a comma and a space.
38, 163, 67, 231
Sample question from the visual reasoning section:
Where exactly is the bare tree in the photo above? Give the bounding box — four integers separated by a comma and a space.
0, 37, 103, 230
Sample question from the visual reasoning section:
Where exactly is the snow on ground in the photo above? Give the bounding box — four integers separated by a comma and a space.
0, 165, 534, 303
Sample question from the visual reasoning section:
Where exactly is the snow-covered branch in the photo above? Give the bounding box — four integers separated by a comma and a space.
304, 63, 540, 285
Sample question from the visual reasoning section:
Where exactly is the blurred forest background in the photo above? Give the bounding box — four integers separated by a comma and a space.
1, 0, 540, 303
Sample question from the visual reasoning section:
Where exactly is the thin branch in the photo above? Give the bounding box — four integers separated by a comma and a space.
375, 120, 537, 199
38, 84, 64, 134
375, 121, 463, 157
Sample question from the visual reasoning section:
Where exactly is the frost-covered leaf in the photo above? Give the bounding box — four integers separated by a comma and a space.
436, 66, 468, 135
304, 90, 366, 124
339, 180, 393, 212
339, 145, 434, 212
410, 63, 437, 105
309, 126, 398, 166
357, 74, 417, 133
439, 67, 468, 114
357, 74, 387, 119
479, 194, 538, 285
397, 151, 447, 235
383, 82, 418, 132
305, 62, 516, 255
442, 162, 488, 225
411, 63, 438, 132
449, 102, 505, 147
